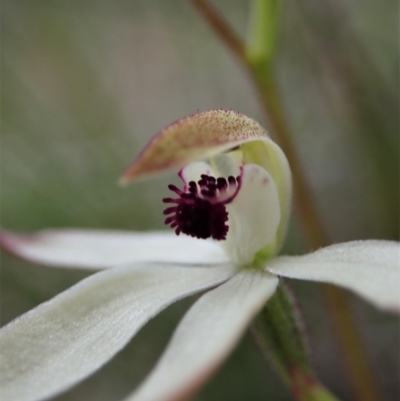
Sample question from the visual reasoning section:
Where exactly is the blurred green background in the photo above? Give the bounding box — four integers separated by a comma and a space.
1, 1, 399, 400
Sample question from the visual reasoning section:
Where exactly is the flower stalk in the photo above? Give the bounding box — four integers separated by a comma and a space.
252, 282, 311, 384
252, 282, 341, 401
290, 366, 342, 401
189, 1, 380, 400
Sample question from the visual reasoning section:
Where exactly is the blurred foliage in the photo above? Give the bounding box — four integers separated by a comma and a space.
1, 1, 398, 400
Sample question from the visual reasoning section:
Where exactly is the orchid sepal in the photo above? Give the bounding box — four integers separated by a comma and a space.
120, 110, 272, 183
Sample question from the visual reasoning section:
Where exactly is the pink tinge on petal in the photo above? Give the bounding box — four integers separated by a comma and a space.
0, 230, 38, 259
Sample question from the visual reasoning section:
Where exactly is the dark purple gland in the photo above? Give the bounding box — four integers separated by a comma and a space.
163, 174, 241, 240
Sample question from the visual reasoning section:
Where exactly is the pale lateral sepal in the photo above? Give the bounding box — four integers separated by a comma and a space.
266, 240, 400, 312
0, 263, 236, 401
125, 270, 279, 401
0, 230, 229, 269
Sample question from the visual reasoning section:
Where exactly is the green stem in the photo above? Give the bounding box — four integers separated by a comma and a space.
247, 0, 281, 69
252, 283, 311, 383
252, 284, 341, 401
251, 76, 330, 248
189, 1, 381, 401
190, 0, 247, 62
254, 56, 382, 401
290, 366, 342, 401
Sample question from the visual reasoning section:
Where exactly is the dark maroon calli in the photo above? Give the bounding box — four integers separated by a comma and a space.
163, 174, 241, 240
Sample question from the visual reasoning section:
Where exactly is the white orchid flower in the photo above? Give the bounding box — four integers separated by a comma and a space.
0, 110, 399, 401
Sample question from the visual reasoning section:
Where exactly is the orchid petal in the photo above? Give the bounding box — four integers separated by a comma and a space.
0, 263, 235, 401
266, 240, 400, 312
0, 230, 228, 269
241, 140, 292, 256
222, 164, 281, 265
126, 270, 278, 401
211, 149, 243, 177
120, 110, 274, 183
179, 161, 214, 187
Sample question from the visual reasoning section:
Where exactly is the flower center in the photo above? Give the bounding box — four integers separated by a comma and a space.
163, 174, 241, 240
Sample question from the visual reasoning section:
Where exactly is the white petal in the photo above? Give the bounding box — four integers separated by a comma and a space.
0, 263, 235, 401
0, 229, 228, 269
266, 240, 400, 312
241, 138, 292, 255
211, 150, 243, 177
222, 164, 281, 265
126, 270, 278, 401
179, 161, 214, 186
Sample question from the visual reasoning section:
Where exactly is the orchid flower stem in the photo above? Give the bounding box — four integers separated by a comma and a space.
252, 282, 342, 401
253, 74, 382, 401
251, 282, 311, 385
189, 1, 381, 400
